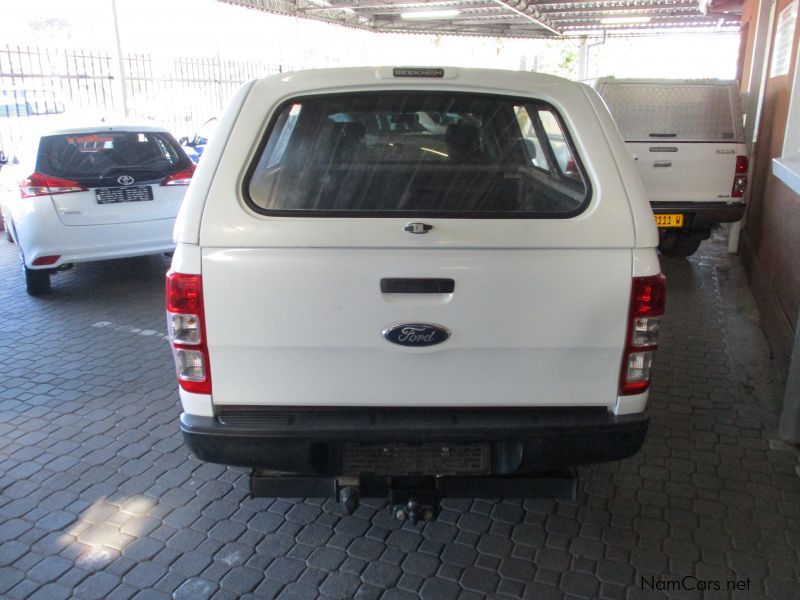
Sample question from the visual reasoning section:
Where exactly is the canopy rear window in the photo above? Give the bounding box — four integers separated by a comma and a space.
599, 83, 744, 143
245, 93, 589, 218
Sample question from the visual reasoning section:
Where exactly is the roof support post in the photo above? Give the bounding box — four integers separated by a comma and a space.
577, 38, 588, 80
110, 0, 130, 117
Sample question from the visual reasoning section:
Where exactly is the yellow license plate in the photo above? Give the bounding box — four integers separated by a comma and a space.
655, 214, 684, 228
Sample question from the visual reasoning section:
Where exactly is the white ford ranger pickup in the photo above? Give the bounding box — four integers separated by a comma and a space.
168, 67, 664, 520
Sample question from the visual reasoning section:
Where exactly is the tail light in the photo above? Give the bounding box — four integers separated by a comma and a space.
731, 155, 748, 198
620, 274, 666, 395
20, 173, 86, 198
166, 272, 211, 394
32, 255, 61, 266
161, 164, 196, 186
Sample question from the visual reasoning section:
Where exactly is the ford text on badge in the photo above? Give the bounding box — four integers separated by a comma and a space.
383, 324, 450, 347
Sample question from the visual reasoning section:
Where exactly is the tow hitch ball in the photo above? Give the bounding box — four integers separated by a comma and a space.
338, 482, 439, 523
338, 486, 361, 515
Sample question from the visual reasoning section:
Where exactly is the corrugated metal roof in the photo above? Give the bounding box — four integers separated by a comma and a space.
221, 0, 740, 38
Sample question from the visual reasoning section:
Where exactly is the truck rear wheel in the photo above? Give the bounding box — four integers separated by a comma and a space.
658, 231, 703, 258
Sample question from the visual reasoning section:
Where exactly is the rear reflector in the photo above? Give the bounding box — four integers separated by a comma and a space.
166, 272, 211, 394
161, 164, 196, 186
620, 275, 665, 395
20, 173, 86, 198
32, 255, 60, 266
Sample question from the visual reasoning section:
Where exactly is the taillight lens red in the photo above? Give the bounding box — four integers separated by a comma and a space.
166, 272, 211, 394
166, 272, 202, 313
32, 255, 61, 266
20, 172, 86, 198
161, 164, 196, 186
732, 156, 748, 198
620, 274, 665, 395
631, 275, 666, 316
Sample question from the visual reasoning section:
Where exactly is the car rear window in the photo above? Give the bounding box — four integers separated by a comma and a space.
37, 131, 190, 184
245, 93, 589, 218
599, 83, 744, 143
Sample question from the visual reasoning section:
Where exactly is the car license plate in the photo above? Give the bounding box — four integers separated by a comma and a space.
342, 443, 491, 476
95, 186, 154, 204
655, 213, 683, 228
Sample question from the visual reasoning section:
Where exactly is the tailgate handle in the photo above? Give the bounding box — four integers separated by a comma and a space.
380, 278, 455, 294
653, 160, 672, 168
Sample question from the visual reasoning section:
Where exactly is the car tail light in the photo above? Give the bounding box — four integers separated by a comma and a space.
20, 173, 86, 198
32, 255, 60, 266
166, 272, 211, 394
161, 164, 196, 186
731, 155, 748, 198
620, 274, 665, 395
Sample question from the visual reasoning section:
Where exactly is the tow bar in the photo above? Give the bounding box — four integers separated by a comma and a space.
250, 470, 578, 523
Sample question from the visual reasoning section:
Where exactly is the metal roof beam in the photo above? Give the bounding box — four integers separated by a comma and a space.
561, 17, 739, 27
298, 1, 484, 12
491, 0, 562, 35
333, 4, 504, 14
538, 0, 696, 5
542, 4, 701, 16
220, 0, 738, 38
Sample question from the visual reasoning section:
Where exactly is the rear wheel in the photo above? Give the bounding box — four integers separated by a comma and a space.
24, 267, 51, 296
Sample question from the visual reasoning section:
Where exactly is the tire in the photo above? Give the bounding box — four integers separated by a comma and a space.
658, 231, 702, 258
24, 267, 51, 296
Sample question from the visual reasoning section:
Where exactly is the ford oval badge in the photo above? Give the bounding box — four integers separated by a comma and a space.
383, 323, 450, 347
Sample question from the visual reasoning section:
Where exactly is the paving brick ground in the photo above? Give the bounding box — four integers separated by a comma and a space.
0, 229, 798, 599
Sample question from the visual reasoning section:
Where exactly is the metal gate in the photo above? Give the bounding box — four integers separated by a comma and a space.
0, 44, 286, 154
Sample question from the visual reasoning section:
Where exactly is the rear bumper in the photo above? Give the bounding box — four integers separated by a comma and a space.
14, 210, 175, 268
651, 201, 745, 228
181, 407, 648, 474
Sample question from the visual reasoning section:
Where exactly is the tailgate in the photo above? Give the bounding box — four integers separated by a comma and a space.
629, 142, 745, 204
195, 86, 641, 410
202, 247, 631, 408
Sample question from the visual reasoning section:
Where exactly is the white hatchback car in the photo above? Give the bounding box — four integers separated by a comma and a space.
169, 67, 664, 519
0, 123, 194, 295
